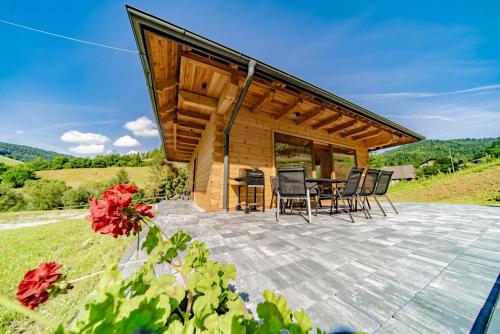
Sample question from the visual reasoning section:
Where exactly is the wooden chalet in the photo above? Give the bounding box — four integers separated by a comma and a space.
127, 6, 424, 212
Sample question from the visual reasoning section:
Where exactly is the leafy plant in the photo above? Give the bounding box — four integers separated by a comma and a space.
0, 184, 321, 333
0, 165, 36, 188
0, 184, 26, 212
24, 179, 69, 210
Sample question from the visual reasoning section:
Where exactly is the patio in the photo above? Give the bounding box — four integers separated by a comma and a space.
122, 201, 500, 333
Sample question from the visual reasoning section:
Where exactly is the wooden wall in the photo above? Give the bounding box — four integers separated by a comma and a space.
189, 105, 370, 212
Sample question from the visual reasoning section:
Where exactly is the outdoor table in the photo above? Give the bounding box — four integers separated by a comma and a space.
306, 178, 347, 213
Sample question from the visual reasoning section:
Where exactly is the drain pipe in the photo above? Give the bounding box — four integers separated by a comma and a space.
223, 59, 257, 211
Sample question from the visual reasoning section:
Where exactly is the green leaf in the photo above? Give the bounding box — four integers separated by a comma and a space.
170, 230, 192, 251
142, 226, 162, 254
293, 310, 313, 333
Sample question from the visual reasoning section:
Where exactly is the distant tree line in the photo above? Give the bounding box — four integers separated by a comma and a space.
0, 142, 65, 162
370, 138, 500, 177
0, 150, 189, 212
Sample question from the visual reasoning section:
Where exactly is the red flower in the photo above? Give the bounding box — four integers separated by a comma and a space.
134, 204, 154, 219
86, 184, 151, 238
16, 262, 63, 309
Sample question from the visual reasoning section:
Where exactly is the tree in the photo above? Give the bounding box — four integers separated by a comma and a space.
369, 153, 384, 168
0, 166, 36, 188
62, 186, 92, 208
0, 162, 8, 176
49, 156, 69, 169
147, 150, 169, 200
24, 179, 69, 210
0, 184, 26, 212
111, 168, 130, 185
486, 139, 500, 157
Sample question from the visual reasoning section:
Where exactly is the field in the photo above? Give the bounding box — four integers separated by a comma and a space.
0, 219, 130, 333
0, 156, 23, 166
36, 166, 152, 188
388, 159, 500, 205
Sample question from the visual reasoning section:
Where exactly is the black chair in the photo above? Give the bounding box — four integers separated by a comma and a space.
276, 167, 313, 223
356, 169, 381, 219
332, 167, 366, 223
269, 176, 279, 209
371, 170, 398, 216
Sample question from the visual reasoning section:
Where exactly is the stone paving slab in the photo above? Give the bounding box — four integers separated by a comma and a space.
122, 201, 500, 333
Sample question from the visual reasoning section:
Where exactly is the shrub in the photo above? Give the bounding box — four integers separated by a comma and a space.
0, 166, 36, 188
0, 185, 26, 212
62, 186, 92, 208
111, 168, 130, 185
24, 179, 69, 210
0, 162, 8, 176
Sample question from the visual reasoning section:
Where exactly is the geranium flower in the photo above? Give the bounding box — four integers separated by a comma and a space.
16, 262, 63, 309
86, 184, 152, 237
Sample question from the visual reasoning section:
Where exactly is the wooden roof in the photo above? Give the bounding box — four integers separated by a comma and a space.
127, 6, 424, 162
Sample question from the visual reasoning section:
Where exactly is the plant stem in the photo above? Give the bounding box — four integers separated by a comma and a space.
68, 259, 147, 284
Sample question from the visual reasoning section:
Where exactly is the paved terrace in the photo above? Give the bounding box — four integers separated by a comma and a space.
122, 201, 500, 333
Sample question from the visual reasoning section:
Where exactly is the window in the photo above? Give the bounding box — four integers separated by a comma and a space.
274, 133, 312, 176
332, 147, 356, 180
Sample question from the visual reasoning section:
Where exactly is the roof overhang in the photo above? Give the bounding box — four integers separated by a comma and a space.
126, 5, 425, 162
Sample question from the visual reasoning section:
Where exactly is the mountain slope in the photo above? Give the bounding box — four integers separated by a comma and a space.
0, 155, 23, 166
378, 138, 497, 166
0, 142, 69, 162
387, 158, 500, 205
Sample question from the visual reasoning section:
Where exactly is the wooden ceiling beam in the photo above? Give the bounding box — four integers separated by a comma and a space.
327, 119, 357, 134
156, 77, 177, 93
178, 90, 217, 113
275, 98, 302, 120
252, 90, 275, 113
217, 80, 238, 114
177, 109, 211, 122
295, 106, 323, 126
312, 113, 342, 130
177, 137, 199, 145
177, 120, 206, 131
177, 130, 201, 139
340, 124, 370, 137
352, 129, 380, 140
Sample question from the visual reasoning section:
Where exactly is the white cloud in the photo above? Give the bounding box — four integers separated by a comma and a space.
15, 130, 24, 135
69, 144, 105, 155
113, 135, 141, 148
124, 116, 159, 137
61, 130, 110, 144
126, 150, 139, 155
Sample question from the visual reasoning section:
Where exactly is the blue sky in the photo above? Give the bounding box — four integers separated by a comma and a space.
0, 1, 499, 156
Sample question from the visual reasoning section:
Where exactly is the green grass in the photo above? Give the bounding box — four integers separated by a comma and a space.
0, 220, 130, 333
0, 156, 23, 166
36, 166, 152, 189
0, 209, 86, 224
388, 158, 500, 206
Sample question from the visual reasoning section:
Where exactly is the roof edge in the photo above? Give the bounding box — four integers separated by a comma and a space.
126, 5, 425, 142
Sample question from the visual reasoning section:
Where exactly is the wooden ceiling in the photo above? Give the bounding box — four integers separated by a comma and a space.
145, 31, 418, 162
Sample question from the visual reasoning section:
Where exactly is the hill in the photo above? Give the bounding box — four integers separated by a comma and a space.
0, 142, 69, 162
36, 166, 152, 188
377, 138, 497, 167
0, 155, 23, 166
387, 158, 500, 206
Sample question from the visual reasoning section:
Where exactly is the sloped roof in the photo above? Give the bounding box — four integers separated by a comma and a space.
383, 165, 416, 180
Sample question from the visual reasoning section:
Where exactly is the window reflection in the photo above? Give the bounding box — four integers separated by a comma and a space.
332, 147, 356, 180
274, 133, 312, 176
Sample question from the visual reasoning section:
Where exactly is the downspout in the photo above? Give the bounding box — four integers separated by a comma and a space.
223, 59, 257, 211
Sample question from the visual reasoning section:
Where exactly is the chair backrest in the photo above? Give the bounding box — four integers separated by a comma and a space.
359, 169, 381, 196
374, 170, 393, 195
341, 167, 364, 196
277, 167, 306, 197
270, 176, 279, 193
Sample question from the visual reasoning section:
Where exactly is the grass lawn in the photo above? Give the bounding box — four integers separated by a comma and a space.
0, 209, 86, 225
0, 156, 23, 166
36, 166, 152, 189
0, 220, 131, 333
388, 158, 500, 206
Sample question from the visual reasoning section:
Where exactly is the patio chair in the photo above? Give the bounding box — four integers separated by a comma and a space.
331, 167, 366, 223
276, 167, 313, 223
269, 176, 280, 210
356, 169, 381, 219
371, 170, 398, 216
